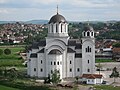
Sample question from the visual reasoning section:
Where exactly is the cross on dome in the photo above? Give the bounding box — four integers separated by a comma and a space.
57, 5, 59, 14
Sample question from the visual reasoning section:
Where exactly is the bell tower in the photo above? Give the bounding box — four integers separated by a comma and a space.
81, 24, 95, 74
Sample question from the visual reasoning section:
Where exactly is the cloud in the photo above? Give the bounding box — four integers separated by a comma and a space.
0, 0, 7, 3
0, 0, 14, 4
0, 8, 9, 13
0, 0, 120, 21
67, 0, 119, 8
33, 0, 60, 4
0, 0, 120, 9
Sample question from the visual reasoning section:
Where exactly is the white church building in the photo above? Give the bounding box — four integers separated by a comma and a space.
27, 11, 95, 79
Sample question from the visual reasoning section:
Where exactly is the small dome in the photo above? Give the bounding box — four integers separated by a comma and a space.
49, 13, 67, 24
84, 24, 94, 32
49, 49, 62, 55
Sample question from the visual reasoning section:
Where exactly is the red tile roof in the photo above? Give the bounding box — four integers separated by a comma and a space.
81, 74, 103, 79
113, 48, 120, 53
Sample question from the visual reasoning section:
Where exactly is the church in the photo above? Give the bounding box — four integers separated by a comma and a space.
27, 10, 95, 79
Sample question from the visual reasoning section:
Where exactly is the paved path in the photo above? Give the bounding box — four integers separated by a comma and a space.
96, 62, 120, 86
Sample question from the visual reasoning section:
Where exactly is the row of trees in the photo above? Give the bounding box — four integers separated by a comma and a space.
0, 48, 11, 55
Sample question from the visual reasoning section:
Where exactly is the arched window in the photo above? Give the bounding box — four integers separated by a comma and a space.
88, 46, 89, 52
34, 68, 36, 71
84, 32, 86, 36
56, 24, 58, 33
70, 68, 72, 72
41, 68, 43, 72
54, 62, 56, 65
87, 32, 90, 36
88, 60, 89, 64
86, 46, 91, 53
86, 48, 87, 52
87, 69, 90, 72
51, 24, 53, 32
91, 32, 93, 36
90, 48, 91, 52
77, 68, 80, 72
61, 24, 62, 32
41, 60, 42, 64
57, 62, 59, 65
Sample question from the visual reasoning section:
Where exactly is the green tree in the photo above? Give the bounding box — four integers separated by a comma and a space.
4, 48, 11, 55
0, 49, 3, 55
51, 69, 61, 85
113, 43, 120, 48
110, 67, 119, 83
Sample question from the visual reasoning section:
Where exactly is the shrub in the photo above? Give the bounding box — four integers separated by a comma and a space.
4, 48, 11, 55
51, 69, 61, 85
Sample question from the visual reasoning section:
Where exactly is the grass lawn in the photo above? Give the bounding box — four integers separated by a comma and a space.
94, 85, 120, 90
0, 85, 19, 90
95, 59, 114, 63
0, 46, 25, 66
0, 47, 24, 60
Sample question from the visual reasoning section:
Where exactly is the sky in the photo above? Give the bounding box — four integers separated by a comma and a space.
0, 0, 120, 21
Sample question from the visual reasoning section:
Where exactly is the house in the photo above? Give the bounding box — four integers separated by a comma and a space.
81, 74, 103, 84
95, 48, 113, 60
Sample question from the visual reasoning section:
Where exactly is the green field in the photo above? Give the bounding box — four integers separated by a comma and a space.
0, 47, 24, 60
96, 59, 114, 63
0, 85, 19, 90
0, 46, 25, 66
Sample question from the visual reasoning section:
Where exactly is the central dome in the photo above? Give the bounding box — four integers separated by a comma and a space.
84, 24, 94, 31
49, 13, 67, 24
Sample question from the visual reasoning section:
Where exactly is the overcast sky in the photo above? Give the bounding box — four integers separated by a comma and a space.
0, 0, 120, 21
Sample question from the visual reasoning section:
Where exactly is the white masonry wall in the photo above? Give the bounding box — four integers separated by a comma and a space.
67, 53, 75, 77
37, 53, 45, 77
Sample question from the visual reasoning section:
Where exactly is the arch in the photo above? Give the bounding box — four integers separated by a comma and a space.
47, 45, 64, 54
87, 31, 90, 36
46, 39, 67, 48
82, 39, 95, 45
61, 24, 62, 32
49, 49, 62, 55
